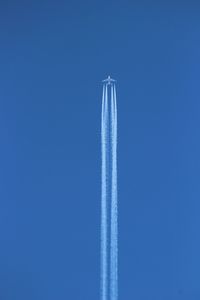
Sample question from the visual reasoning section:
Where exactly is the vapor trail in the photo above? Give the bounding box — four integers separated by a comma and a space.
110, 85, 118, 300
101, 84, 108, 300
101, 80, 118, 300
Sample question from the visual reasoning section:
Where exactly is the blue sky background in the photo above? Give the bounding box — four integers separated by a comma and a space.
0, 0, 200, 299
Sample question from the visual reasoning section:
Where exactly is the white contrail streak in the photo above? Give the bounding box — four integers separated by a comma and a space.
101, 81, 118, 300
101, 84, 108, 300
110, 85, 118, 300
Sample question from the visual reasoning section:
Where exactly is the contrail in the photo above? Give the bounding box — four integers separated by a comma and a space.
101, 77, 118, 300
101, 84, 108, 300
110, 84, 118, 300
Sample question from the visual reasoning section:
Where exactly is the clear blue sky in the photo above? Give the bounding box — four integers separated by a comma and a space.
0, 1, 200, 299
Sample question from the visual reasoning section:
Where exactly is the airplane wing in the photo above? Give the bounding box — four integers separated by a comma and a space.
102, 77, 116, 82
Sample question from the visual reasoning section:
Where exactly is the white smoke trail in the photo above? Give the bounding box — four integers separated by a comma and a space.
110, 85, 118, 300
101, 84, 108, 300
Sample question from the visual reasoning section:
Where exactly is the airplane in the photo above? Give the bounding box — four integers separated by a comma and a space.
102, 75, 116, 85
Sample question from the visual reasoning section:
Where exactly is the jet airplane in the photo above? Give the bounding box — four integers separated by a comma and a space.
102, 76, 116, 85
